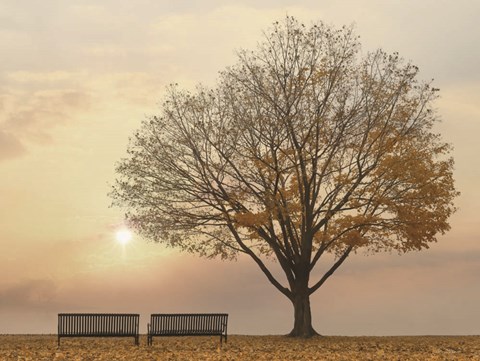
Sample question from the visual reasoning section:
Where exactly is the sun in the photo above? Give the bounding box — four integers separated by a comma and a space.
115, 228, 132, 245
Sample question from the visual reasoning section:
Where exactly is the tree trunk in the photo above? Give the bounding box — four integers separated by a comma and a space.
288, 290, 319, 338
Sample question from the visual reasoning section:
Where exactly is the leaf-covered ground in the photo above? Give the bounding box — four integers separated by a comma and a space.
0, 335, 479, 360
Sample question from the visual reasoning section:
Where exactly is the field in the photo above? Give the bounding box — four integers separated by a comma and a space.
0, 335, 479, 360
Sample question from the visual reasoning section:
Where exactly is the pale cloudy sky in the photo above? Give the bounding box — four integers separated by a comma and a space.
0, 0, 479, 335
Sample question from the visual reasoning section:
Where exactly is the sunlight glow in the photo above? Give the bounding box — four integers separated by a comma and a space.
116, 228, 132, 245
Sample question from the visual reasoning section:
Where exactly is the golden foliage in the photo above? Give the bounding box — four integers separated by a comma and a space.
234, 211, 269, 228
2, 335, 480, 360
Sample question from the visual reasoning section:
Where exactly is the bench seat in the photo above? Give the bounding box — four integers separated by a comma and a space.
58, 313, 140, 346
147, 313, 228, 345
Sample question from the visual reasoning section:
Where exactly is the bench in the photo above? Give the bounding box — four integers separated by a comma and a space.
58, 313, 140, 346
147, 313, 228, 346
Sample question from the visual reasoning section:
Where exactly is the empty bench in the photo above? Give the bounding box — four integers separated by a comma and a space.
147, 313, 228, 346
58, 313, 140, 346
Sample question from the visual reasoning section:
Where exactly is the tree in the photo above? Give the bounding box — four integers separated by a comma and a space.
111, 17, 458, 337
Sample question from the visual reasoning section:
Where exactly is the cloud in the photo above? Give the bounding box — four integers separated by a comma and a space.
4, 89, 92, 131
0, 70, 163, 162
6, 71, 74, 83
0, 279, 59, 311
0, 130, 26, 160
148, 5, 317, 85
0, 80, 93, 159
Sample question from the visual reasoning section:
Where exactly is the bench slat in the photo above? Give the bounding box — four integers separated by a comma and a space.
147, 313, 228, 346
58, 313, 139, 346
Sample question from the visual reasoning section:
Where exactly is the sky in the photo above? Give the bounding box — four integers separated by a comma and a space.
0, 0, 479, 335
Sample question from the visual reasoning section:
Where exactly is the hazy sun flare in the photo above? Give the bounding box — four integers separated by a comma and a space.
115, 228, 132, 245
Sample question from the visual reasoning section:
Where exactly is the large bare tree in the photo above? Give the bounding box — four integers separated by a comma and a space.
111, 17, 458, 337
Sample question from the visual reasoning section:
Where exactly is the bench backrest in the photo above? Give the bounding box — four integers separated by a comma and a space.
150, 313, 228, 334
58, 313, 139, 335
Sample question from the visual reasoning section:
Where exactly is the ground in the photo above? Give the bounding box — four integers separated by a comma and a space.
0, 335, 479, 360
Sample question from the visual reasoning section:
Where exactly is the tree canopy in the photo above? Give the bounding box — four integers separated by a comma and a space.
111, 17, 458, 337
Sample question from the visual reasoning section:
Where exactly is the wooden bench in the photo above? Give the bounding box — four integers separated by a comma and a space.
147, 313, 228, 346
58, 313, 140, 346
